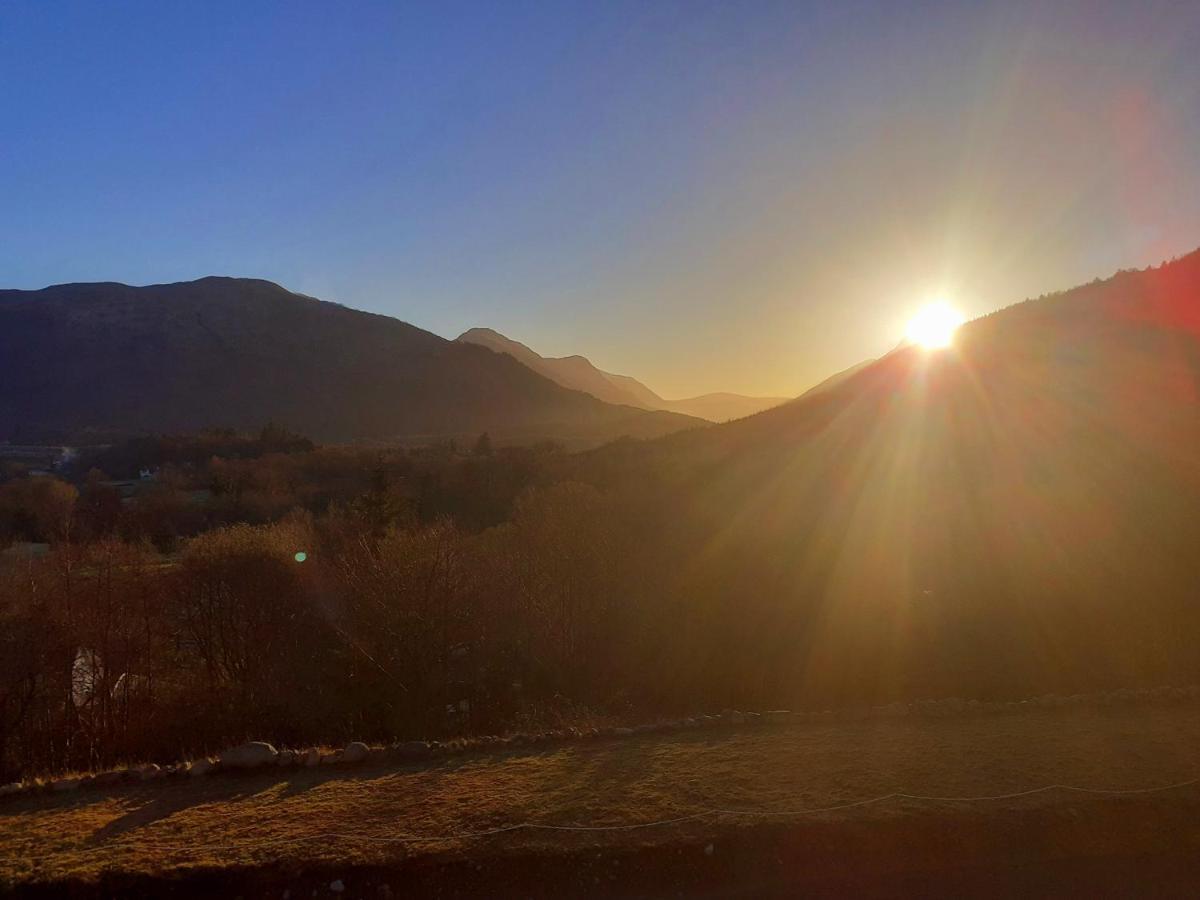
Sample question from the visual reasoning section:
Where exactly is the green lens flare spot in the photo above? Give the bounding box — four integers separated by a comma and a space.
294, 551, 307, 563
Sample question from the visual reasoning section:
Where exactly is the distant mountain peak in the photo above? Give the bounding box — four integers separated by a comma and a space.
0, 278, 703, 447
456, 327, 788, 422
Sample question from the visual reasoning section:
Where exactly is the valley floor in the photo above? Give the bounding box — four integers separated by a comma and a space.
3, 704, 1200, 897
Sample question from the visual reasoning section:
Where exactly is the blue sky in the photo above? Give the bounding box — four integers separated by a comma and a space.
3, 1, 1199, 397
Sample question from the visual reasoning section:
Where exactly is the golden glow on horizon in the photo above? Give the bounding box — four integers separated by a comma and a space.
905, 302, 965, 350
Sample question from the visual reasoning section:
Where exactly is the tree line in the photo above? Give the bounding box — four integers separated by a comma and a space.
4, 416, 1200, 780
0, 431, 672, 779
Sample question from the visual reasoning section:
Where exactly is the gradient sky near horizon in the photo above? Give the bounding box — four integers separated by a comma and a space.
3, 1, 1199, 398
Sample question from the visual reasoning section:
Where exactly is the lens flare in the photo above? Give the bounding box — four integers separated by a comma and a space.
906, 302, 965, 350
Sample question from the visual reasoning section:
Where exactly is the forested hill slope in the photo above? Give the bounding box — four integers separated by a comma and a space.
641, 249, 1200, 459
0, 278, 702, 445
576, 250, 1200, 703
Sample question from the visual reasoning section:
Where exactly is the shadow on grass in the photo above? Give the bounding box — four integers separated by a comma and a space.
84, 779, 271, 845
14, 728, 750, 847
275, 729, 746, 796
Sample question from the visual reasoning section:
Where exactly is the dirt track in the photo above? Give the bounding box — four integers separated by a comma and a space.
4, 704, 1200, 897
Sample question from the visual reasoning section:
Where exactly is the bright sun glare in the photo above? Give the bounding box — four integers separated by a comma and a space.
906, 302, 965, 350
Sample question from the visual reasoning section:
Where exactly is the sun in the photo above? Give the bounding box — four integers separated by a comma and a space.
905, 301, 965, 350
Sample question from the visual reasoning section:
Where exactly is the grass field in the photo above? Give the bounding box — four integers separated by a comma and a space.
4, 704, 1200, 897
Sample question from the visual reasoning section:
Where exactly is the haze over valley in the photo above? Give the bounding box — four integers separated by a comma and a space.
456, 327, 788, 422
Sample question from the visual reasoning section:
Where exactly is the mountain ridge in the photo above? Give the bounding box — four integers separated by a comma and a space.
568, 248, 1200, 701
0, 278, 704, 446
456, 326, 788, 422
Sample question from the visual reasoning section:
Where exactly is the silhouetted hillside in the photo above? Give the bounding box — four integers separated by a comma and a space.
456, 327, 643, 408
4, 257, 1200, 786
576, 250, 1200, 705
456, 326, 787, 421
0, 279, 703, 445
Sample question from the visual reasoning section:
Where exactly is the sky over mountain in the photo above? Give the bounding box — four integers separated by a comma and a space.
2, 0, 1198, 396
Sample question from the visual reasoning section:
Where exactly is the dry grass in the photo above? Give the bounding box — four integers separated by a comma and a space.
3, 705, 1200, 887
